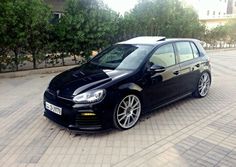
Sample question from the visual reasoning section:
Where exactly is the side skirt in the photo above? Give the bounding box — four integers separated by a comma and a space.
144, 92, 193, 114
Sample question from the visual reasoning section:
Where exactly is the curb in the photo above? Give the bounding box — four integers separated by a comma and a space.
206, 48, 236, 53
0, 65, 77, 79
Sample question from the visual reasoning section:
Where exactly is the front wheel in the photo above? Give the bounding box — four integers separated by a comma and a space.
193, 72, 211, 98
113, 94, 141, 130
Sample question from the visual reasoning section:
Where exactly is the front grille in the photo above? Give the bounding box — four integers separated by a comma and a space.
57, 96, 74, 108
45, 89, 56, 100
75, 113, 102, 127
45, 88, 74, 108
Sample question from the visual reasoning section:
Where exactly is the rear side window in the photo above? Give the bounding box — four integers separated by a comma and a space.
150, 44, 176, 67
190, 42, 200, 58
176, 42, 194, 63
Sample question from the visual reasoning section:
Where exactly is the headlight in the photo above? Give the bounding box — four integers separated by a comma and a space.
73, 89, 106, 104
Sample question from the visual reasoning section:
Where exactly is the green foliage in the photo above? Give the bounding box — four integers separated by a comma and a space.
50, 0, 120, 61
226, 19, 236, 44
23, 0, 51, 69
0, 0, 26, 70
203, 19, 236, 48
118, 0, 205, 40
0, 0, 51, 70
204, 26, 228, 45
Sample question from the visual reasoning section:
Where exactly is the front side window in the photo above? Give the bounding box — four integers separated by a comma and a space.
90, 44, 153, 70
149, 44, 176, 67
176, 42, 194, 63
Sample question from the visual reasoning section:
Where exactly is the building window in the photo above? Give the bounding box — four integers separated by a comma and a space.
235, 1, 236, 6
219, 12, 221, 15
50, 13, 62, 24
207, 10, 210, 16
213, 11, 215, 15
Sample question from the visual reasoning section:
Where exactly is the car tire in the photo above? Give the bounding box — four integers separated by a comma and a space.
193, 72, 211, 98
113, 94, 141, 130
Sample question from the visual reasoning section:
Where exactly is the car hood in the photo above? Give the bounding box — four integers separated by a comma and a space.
48, 64, 132, 98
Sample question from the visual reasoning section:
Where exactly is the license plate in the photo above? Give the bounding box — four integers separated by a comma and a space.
45, 102, 62, 115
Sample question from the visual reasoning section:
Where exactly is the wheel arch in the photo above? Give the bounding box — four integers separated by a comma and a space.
117, 83, 143, 102
118, 83, 143, 92
113, 88, 142, 130
200, 69, 212, 82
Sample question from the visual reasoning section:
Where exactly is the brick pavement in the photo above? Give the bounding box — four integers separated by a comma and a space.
0, 50, 236, 167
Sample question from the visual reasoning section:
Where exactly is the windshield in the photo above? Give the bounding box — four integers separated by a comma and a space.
90, 44, 154, 70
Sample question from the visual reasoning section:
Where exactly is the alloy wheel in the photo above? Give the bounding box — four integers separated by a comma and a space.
115, 95, 141, 129
198, 72, 211, 97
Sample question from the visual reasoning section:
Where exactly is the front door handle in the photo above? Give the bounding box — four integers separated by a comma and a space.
173, 71, 179, 75
195, 64, 200, 68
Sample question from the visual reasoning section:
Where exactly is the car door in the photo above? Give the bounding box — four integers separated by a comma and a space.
143, 43, 181, 109
175, 41, 201, 95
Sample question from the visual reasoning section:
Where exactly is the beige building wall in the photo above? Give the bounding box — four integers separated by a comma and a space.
44, 0, 65, 12
233, 0, 236, 13
184, 0, 236, 29
184, 0, 228, 19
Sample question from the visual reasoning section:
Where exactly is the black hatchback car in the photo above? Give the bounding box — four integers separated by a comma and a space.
44, 37, 211, 131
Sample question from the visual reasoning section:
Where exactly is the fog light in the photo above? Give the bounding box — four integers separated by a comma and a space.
81, 113, 96, 116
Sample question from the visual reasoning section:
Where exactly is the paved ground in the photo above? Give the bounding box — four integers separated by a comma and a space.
0, 50, 236, 167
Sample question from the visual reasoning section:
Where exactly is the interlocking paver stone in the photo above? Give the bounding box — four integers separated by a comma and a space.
1, 49, 236, 166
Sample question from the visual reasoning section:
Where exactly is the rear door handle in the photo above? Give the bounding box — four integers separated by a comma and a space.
173, 71, 179, 75
195, 64, 200, 68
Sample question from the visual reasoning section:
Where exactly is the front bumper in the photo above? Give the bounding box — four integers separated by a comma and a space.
43, 90, 115, 131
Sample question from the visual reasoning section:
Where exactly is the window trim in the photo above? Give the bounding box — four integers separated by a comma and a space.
190, 42, 200, 59
148, 43, 177, 68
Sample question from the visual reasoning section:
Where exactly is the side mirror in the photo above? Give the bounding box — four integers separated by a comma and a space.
149, 64, 166, 73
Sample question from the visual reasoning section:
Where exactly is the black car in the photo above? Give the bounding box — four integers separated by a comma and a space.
44, 36, 211, 131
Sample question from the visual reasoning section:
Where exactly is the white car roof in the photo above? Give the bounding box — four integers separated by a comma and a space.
118, 36, 166, 45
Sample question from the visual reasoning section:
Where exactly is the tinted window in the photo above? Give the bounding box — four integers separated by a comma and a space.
176, 42, 194, 62
190, 42, 200, 58
150, 44, 176, 67
90, 44, 153, 70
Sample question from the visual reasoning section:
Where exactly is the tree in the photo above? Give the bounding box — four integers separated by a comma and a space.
24, 0, 51, 69
203, 20, 236, 49
0, 0, 27, 71
226, 19, 236, 46
119, 0, 205, 41
0, 0, 51, 70
52, 0, 120, 62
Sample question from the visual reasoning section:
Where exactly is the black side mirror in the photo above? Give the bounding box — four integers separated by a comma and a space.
149, 64, 166, 73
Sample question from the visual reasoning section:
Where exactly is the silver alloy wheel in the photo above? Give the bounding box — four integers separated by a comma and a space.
116, 95, 141, 129
198, 72, 211, 97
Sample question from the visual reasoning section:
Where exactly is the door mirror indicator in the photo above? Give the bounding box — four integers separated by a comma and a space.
149, 65, 166, 73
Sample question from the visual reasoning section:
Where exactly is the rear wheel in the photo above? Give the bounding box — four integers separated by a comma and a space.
113, 94, 141, 130
193, 72, 211, 98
